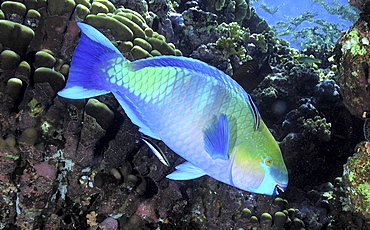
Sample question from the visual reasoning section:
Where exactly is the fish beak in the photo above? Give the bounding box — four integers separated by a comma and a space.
273, 182, 287, 195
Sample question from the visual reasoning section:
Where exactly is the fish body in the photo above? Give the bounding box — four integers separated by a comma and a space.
58, 23, 288, 195
232, 57, 272, 93
364, 118, 370, 141
296, 56, 322, 64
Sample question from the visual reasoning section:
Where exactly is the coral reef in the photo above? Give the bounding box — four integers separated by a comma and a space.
83, 8, 182, 59
343, 141, 370, 220
0, 20, 34, 54
0, 0, 369, 229
334, 15, 370, 119
202, 0, 250, 24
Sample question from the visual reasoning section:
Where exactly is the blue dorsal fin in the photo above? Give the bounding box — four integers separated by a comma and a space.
131, 56, 223, 80
58, 23, 126, 99
166, 161, 206, 180
203, 113, 230, 160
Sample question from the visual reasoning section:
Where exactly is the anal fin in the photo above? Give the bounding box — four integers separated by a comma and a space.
166, 161, 206, 180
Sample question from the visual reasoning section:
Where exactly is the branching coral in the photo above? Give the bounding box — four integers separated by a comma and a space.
215, 22, 249, 58
216, 37, 245, 59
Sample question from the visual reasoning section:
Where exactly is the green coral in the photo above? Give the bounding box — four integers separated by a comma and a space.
27, 98, 45, 116
253, 33, 268, 53
216, 37, 245, 59
75, 4, 90, 20
131, 45, 151, 60
40, 121, 51, 135
75, 0, 92, 9
90, 2, 110, 15
349, 30, 366, 55
206, 0, 250, 24
83, 8, 182, 59
34, 50, 56, 68
215, 0, 227, 11
94, 0, 116, 13
273, 211, 287, 228
113, 13, 146, 39
5, 78, 22, 100
260, 213, 272, 224
228, 21, 250, 41
18, 128, 38, 146
0, 20, 34, 54
0, 134, 18, 154
23, 0, 47, 10
2, 153, 19, 160
25, 9, 41, 29
85, 98, 114, 130
0, 49, 21, 70
85, 14, 134, 41
148, 37, 176, 55
133, 38, 152, 52
302, 116, 331, 141
215, 22, 249, 58
33, 67, 66, 92
234, 0, 250, 22
229, 197, 302, 229
47, 0, 75, 16
357, 183, 370, 213
15, 61, 31, 78
1, 1, 27, 23
342, 29, 367, 56
343, 142, 370, 219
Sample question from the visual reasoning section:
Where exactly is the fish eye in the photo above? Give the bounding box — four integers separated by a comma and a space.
265, 159, 273, 165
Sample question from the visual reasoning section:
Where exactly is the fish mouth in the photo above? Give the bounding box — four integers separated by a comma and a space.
276, 182, 287, 189
274, 182, 287, 195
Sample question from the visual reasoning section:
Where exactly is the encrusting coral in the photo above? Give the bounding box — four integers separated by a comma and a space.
0, 0, 369, 229
0, 20, 34, 54
343, 141, 370, 220
82, 6, 182, 59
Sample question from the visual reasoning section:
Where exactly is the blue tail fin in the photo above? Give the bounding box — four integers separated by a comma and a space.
58, 22, 126, 99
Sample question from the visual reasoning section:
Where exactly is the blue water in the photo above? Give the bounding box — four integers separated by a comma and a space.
250, 0, 359, 49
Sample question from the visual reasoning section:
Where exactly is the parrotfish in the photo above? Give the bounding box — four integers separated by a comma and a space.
296, 56, 322, 64
58, 23, 288, 195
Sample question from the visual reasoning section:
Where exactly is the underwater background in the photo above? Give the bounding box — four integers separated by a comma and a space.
0, 0, 370, 229
251, 0, 358, 49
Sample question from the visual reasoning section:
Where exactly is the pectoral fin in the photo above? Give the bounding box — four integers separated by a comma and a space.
203, 113, 230, 160
166, 161, 206, 180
